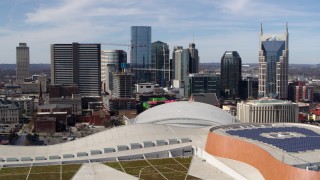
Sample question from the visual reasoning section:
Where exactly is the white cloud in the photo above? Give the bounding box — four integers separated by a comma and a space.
1, 0, 320, 64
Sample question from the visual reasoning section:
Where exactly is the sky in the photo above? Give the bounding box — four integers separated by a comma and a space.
0, 0, 319, 64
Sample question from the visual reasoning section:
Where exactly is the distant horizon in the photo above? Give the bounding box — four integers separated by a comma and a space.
0, 1, 320, 64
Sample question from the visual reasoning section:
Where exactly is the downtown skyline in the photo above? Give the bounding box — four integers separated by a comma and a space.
0, 0, 320, 64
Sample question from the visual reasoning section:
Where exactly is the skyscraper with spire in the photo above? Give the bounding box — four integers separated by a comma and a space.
258, 22, 289, 99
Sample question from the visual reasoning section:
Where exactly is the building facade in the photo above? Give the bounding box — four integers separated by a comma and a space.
184, 74, 220, 98
288, 81, 314, 102
0, 100, 20, 124
49, 94, 82, 116
9, 97, 35, 116
131, 26, 152, 83
113, 73, 134, 98
101, 50, 127, 93
51, 43, 101, 96
220, 51, 242, 99
16, 43, 30, 83
173, 47, 189, 87
188, 43, 199, 74
240, 77, 259, 100
237, 98, 298, 123
151, 41, 170, 87
258, 23, 289, 99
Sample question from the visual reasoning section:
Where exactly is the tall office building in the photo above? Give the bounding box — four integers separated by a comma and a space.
51, 43, 101, 96
101, 50, 127, 93
258, 23, 289, 99
131, 26, 152, 83
151, 41, 170, 87
188, 43, 199, 73
220, 51, 242, 99
16, 43, 30, 83
173, 47, 189, 88
171, 46, 183, 80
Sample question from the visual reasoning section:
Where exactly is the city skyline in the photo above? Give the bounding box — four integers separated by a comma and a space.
0, 0, 320, 64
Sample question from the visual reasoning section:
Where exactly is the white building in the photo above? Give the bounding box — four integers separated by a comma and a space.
237, 98, 298, 123
135, 83, 159, 94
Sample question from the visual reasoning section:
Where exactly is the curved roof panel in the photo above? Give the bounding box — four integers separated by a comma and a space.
135, 101, 236, 127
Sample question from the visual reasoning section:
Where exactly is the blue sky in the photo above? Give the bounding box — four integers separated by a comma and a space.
0, 0, 319, 64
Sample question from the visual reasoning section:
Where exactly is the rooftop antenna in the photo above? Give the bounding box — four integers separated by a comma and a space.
286, 20, 288, 34
193, 32, 194, 43
260, 22, 263, 35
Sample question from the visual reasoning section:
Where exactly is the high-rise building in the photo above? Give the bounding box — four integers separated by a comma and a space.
131, 26, 152, 83
173, 47, 189, 87
258, 23, 289, 99
188, 43, 199, 73
113, 73, 134, 98
220, 51, 242, 99
171, 46, 183, 80
16, 43, 30, 83
51, 43, 101, 96
151, 41, 170, 87
101, 50, 127, 93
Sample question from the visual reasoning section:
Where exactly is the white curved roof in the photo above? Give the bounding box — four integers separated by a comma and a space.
135, 101, 236, 127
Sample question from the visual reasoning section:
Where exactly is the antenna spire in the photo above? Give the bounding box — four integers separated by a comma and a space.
260, 22, 263, 35
286, 21, 288, 34
193, 32, 194, 43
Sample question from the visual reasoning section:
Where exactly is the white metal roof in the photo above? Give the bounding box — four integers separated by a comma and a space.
135, 101, 236, 127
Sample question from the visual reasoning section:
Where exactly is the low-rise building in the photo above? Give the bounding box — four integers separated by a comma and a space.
34, 117, 56, 133
237, 98, 298, 123
0, 100, 20, 124
288, 81, 314, 102
37, 104, 72, 132
49, 94, 82, 116
135, 83, 160, 94
184, 74, 220, 98
9, 96, 35, 116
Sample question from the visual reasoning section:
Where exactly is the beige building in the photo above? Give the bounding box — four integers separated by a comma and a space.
237, 98, 298, 123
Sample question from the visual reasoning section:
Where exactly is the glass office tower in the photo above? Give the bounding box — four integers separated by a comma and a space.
151, 41, 170, 87
220, 51, 242, 99
131, 26, 151, 83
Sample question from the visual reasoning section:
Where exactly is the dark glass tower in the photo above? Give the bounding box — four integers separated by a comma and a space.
131, 26, 151, 83
151, 41, 170, 87
220, 51, 242, 99
188, 43, 199, 73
